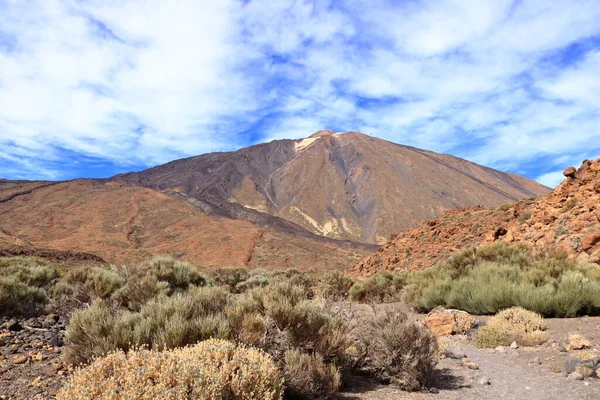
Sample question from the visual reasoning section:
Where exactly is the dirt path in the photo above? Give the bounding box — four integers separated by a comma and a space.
338, 316, 600, 400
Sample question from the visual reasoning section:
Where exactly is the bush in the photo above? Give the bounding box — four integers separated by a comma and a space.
349, 270, 406, 303
65, 286, 231, 364
359, 306, 437, 390
57, 339, 283, 400
0, 257, 58, 316
283, 349, 341, 400
316, 270, 354, 300
404, 243, 600, 316
475, 307, 549, 348
113, 256, 208, 311
54, 267, 125, 309
254, 282, 350, 361
0, 277, 46, 316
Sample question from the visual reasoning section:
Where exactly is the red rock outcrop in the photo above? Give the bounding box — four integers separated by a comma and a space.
349, 159, 600, 276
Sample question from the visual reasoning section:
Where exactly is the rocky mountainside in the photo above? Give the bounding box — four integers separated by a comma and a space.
115, 130, 549, 244
0, 180, 370, 270
349, 159, 600, 276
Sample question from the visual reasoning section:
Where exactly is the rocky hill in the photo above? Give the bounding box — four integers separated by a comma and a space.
0, 180, 370, 270
114, 130, 549, 244
349, 159, 600, 276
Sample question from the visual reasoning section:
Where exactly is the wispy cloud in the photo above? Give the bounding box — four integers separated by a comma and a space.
0, 0, 599, 186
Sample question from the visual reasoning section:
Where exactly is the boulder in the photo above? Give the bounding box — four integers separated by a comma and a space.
582, 231, 600, 252
424, 307, 476, 336
563, 166, 577, 178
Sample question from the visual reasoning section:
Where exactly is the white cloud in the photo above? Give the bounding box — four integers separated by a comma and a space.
536, 171, 566, 188
1, 0, 600, 180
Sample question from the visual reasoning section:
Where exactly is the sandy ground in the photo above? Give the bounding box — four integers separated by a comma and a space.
337, 316, 600, 400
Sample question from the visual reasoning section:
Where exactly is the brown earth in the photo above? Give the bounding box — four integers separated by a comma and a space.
0, 180, 370, 270
114, 130, 549, 244
350, 158, 600, 276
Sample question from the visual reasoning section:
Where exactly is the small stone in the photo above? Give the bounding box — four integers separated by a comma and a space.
26, 320, 42, 329
44, 314, 60, 324
510, 341, 519, 349
575, 364, 595, 378
49, 335, 63, 347
6, 320, 23, 332
11, 355, 28, 364
444, 345, 466, 359
31, 376, 42, 386
533, 357, 541, 365
429, 387, 440, 394
478, 376, 491, 385
584, 382, 591, 387
565, 356, 582, 374
33, 352, 44, 362
495, 346, 506, 354
569, 372, 584, 381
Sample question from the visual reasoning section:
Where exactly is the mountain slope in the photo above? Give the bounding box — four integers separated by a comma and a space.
0, 180, 370, 270
349, 158, 600, 276
115, 130, 550, 244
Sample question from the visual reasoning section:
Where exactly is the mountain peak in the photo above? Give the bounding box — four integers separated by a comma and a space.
309, 129, 336, 138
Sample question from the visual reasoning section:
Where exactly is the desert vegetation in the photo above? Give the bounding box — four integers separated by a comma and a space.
403, 242, 600, 317
0, 255, 437, 399
3, 241, 600, 398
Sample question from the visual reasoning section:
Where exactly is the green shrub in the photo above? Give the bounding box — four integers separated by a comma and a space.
113, 256, 208, 311
358, 305, 437, 390
316, 270, 354, 300
65, 286, 231, 364
211, 267, 250, 292
0, 257, 58, 316
283, 349, 341, 400
0, 277, 47, 316
58, 339, 284, 400
349, 270, 406, 303
404, 243, 600, 316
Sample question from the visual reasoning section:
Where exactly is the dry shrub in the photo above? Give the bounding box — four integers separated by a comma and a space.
57, 339, 283, 400
283, 349, 341, 400
475, 307, 549, 348
360, 306, 437, 390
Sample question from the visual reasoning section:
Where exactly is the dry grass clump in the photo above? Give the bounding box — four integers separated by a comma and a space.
358, 305, 437, 390
283, 349, 341, 400
475, 307, 549, 348
57, 339, 283, 400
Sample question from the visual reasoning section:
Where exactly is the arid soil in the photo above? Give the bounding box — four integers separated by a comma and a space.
2, 314, 599, 400
115, 130, 548, 244
337, 315, 600, 400
351, 158, 600, 276
0, 180, 370, 271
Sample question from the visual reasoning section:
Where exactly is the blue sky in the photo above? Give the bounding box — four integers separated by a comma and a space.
1, 0, 599, 187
